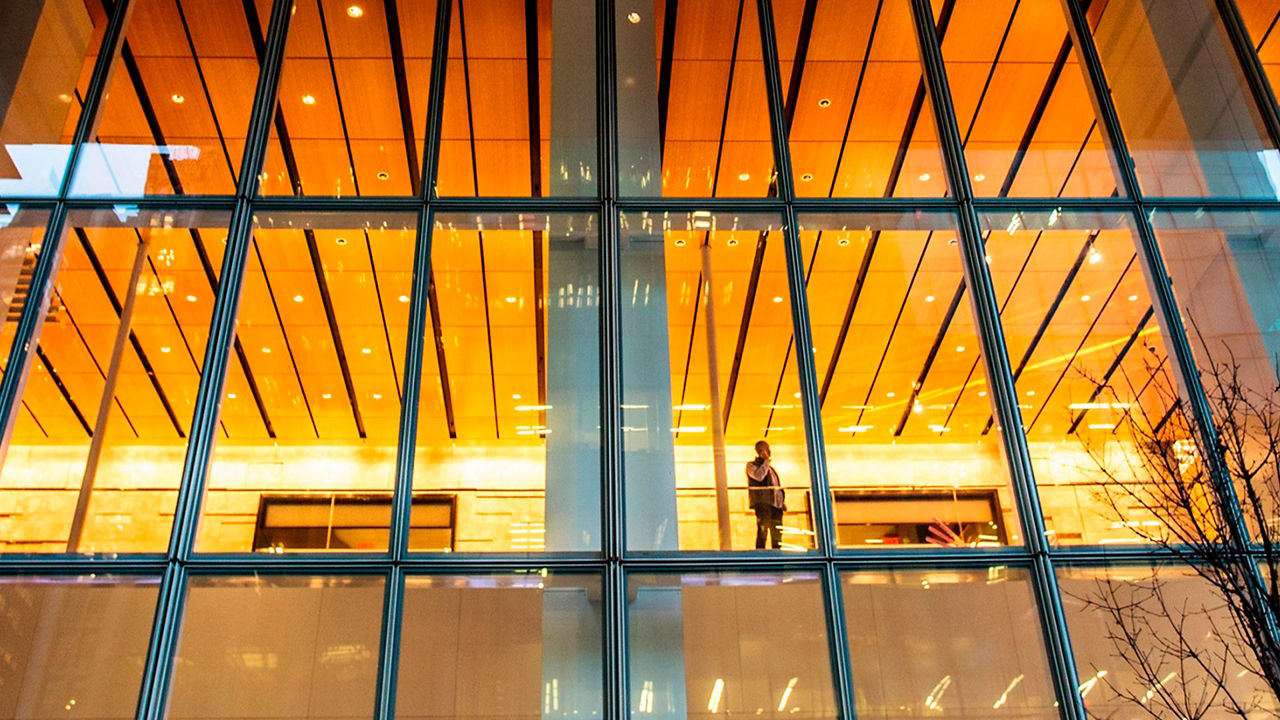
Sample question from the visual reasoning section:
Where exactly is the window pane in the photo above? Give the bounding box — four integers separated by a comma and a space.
769, 0, 947, 198
198, 211, 415, 552
435, 0, 596, 197
1237, 1, 1280, 97
412, 212, 600, 552
626, 572, 838, 719
396, 574, 603, 719
259, 0, 437, 197
166, 575, 384, 720
0, 1, 109, 197
615, 1, 776, 197
620, 211, 814, 552
1150, 209, 1280, 540
1078, 0, 1280, 198
843, 567, 1058, 718
982, 209, 1196, 546
0, 205, 52, 388
929, 0, 1124, 197
1058, 565, 1280, 718
799, 212, 1020, 549
71, 0, 274, 196
0, 575, 159, 720
0, 207, 228, 553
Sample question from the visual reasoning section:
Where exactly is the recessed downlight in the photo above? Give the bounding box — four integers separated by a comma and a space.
627, 11, 641, 23
817, 98, 832, 107
347, 5, 363, 17
376, 171, 390, 180
170, 94, 185, 104
335, 237, 348, 245
301, 94, 316, 105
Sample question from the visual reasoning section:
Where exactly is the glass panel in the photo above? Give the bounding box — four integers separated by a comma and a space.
1078, 0, 1280, 198
626, 572, 838, 719
198, 211, 415, 552
981, 209, 1197, 546
615, 1, 776, 197
1150, 209, 1280, 540
259, 0, 438, 197
0, 206, 52, 387
1237, 1, 1280, 97
0, 575, 158, 720
0, 1, 109, 197
396, 574, 603, 719
1058, 565, 1280, 718
166, 575, 384, 720
412, 212, 600, 552
0, 207, 228, 553
843, 567, 1059, 718
70, 0, 273, 196
620, 211, 813, 552
435, 0, 596, 198
769, 0, 946, 198
799, 212, 1020, 548
930, 0, 1123, 197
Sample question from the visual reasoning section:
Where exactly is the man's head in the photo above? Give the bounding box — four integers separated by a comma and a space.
754, 440, 771, 458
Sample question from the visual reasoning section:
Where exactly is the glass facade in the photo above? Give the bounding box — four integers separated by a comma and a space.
2, 0, 1280, 718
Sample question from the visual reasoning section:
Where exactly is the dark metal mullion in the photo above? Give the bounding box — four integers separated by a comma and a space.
908, 3, 1087, 720
525, 0, 543, 197
656, 0, 679, 152
418, 0, 453, 199
780, 0, 819, 133
372, 567, 405, 720
1216, 0, 1280, 150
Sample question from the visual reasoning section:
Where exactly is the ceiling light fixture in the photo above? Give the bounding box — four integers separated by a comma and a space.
302, 94, 316, 105
800, 173, 813, 182
817, 98, 831, 107
373, 393, 382, 400
323, 393, 332, 399
738, 172, 750, 181
924, 295, 935, 302
1128, 294, 1139, 301
627, 11, 641, 23
261, 347, 271, 354
727, 238, 738, 246
186, 295, 197, 302
956, 345, 965, 352
171, 94, 185, 104
837, 238, 849, 247
227, 393, 237, 399
335, 237, 347, 245
399, 295, 409, 302
347, 5, 363, 17
293, 294, 303, 302
1081, 294, 1091, 302
160, 347, 171, 353
973, 173, 985, 182
772, 296, 784, 303
376, 171, 390, 180
673, 238, 686, 247
919, 173, 931, 181
362, 347, 372, 354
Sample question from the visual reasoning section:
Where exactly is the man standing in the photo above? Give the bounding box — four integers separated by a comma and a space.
746, 440, 785, 549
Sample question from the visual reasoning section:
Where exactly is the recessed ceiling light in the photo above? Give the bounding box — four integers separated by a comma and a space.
924, 295, 935, 302
955, 345, 965, 352
302, 94, 316, 105
399, 295, 409, 302
372, 393, 382, 400
505, 296, 517, 303
362, 347, 372, 354
335, 237, 347, 245
973, 173, 986, 182
227, 393, 237, 399
57, 93, 72, 103
513, 393, 522, 399
627, 11, 641, 23
322, 393, 332, 399
800, 173, 813, 182
171, 94, 185, 104
347, 5, 363, 17
727, 238, 738, 246
772, 296, 784, 303
737, 172, 750, 181
1128, 295, 1138, 301
160, 346, 171, 353
1088, 251, 1102, 264
376, 171, 390, 180
886, 392, 896, 398
919, 173, 931, 182
186, 295, 197, 302
837, 238, 849, 247
261, 347, 271, 353
673, 238, 686, 247
1026, 390, 1036, 396
293, 294, 303, 302
978, 391, 987, 397
1081, 295, 1091, 302
817, 98, 831, 107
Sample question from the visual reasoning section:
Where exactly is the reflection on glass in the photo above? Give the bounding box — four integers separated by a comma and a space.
260, 0, 437, 197
843, 567, 1058, 718
166, 575, 384, 720
0, 575, 158, 720
769, 0, 946, 198
1080, 0, 1280, 197
0, 208, 227, 553
620, 211, 813, 552
798, 212, 1019, 548
396, 574, 603, 719
435, 0, 596, 197
1237, 1, 1280, 97
197, 212, 414, 552
930, 0, 1123, 197
627, 572, 837, 719
71, 0, 272, 196
983, 209, 1191, 545
1058, 565, 1279, 718
412, 213, 600, 553
615, 1, 775, 197
1151, 209, 1280, 539
0, 1, 107, 197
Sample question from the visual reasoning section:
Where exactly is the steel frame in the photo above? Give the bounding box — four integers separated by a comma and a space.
2, 1, 1280, 719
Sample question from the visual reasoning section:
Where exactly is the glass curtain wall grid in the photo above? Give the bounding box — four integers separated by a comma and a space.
4, 1, 1280, 720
